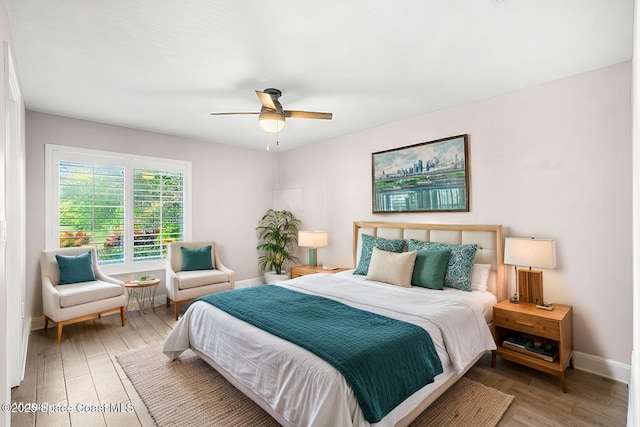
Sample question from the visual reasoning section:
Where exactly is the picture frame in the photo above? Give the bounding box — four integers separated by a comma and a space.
372, 134, 469, 213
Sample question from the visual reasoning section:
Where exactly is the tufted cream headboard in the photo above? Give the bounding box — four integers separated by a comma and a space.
353, 221, 505, 301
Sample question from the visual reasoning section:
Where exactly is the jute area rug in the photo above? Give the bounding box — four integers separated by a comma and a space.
117, 344, 513, 427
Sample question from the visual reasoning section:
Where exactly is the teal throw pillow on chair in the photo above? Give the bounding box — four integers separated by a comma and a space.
181, 245, 214, 271
56, 251, 97, 285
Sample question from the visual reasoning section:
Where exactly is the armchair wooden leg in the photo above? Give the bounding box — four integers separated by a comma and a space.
57, 323, 63, 345
166, 297, 171, 308
44, 316, 49, 331
174, 302, 180, 321
120, 306, 126, 327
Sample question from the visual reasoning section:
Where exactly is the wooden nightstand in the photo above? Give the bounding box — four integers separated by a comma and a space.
290, 265, 349, 279
491, 299, 574, 392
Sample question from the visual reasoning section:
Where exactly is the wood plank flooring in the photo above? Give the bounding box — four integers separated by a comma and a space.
11, 304, 629, 427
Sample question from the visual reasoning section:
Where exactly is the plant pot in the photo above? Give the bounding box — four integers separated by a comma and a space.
264, 271, 290, 284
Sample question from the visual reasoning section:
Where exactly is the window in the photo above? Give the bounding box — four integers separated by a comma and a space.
132, 168, 185, 262
59, 160, 125, 264
47, 145, 191, 273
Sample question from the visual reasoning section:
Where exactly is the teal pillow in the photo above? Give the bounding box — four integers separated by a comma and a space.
181, 245, 214, 271
408, 240, 478, 291
56, 251, 96, 285
411, 249, 451, 290
354, 234, 405, 275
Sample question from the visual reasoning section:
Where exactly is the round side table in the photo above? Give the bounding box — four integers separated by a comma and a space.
124, 278, 160, 316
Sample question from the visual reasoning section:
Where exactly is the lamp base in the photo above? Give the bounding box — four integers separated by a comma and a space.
308, 248, 318, 267
517, 269, 544, 305
509, 295, 519, 304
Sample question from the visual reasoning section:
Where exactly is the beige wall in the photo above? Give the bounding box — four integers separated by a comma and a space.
22, 62, 633, 377
279, 63, 633, 369
25, 111, 279, 319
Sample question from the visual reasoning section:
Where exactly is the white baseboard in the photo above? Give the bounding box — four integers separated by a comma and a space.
574, 351, 630, 384
154, 294, 166, 307
235, 277, 264, 288
15, 317, 31, 386
126, 294, 168, 312
31, 316, 45, 330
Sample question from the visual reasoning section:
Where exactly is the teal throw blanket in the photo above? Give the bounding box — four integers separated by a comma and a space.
197, 286, 443, 423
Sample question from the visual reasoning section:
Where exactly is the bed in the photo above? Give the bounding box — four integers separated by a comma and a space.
163, 222, 505, 427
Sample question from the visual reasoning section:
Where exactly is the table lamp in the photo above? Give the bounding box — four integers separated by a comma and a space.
298, 231, 328, 267
504, 237, 556, 307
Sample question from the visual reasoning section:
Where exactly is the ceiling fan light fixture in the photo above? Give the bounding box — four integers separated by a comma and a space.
259, 111, 286, 133
211, 88, 331, 139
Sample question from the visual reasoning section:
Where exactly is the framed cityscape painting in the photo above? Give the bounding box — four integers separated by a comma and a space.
372, 134, 469, 213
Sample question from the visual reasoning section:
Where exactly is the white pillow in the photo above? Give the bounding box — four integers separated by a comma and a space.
470, 264, 491, 292
366, 247, 417, 288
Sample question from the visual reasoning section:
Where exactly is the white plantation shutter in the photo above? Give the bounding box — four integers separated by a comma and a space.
47, 145, 191, 273
133, 168, 184, 262
58, 160, 126, 265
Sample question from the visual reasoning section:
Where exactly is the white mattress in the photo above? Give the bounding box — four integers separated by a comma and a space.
164, 272, 497, 427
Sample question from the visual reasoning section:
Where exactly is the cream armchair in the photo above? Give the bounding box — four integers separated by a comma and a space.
165, 241, 235, 320
40, 246, 127, 344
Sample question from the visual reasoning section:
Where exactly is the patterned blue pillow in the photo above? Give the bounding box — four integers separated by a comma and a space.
408, 240, 478, 291
354, 234, 406, 275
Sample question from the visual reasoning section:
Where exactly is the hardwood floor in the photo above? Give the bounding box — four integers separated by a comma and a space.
11, 305, 628, 427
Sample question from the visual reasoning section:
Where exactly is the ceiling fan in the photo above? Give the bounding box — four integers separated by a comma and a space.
210, 88, 332, 134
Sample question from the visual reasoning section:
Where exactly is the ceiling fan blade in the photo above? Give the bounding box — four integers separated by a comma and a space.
284, 110, 333, 120
255, 90, 277, 110
210, 112, 259, 115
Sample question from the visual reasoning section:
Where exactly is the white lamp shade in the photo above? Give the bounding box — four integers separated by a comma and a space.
298, 231, 328, 248
504, 237, 556, 269
259, 111, 286, 133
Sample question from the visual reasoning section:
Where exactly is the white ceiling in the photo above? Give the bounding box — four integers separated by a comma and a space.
4, 0, 634, 151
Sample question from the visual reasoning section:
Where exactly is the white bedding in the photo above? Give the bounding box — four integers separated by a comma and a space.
163, 272, 497, 427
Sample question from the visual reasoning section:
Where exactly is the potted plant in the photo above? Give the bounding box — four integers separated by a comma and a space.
256, 209, 301, 283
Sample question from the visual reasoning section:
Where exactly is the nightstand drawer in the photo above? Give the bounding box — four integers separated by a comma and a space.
290, 265, 349, 279
292, 270, 315, 278
494, 309, 560, 340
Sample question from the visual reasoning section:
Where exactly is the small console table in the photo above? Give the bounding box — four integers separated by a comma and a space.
124, 278, 160, 316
